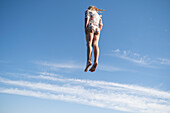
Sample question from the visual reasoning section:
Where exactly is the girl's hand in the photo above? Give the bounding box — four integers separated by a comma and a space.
99, 25, 103, 31
85, 27, 87, 34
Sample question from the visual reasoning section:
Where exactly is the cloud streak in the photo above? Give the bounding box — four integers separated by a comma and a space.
111, 49, 151, 65
107, 49, 170, 68
35, 61, 83, 70
0, 73, 170, 113
98, 65, 128, 72
157, 58, 170, 65
35, 61, 129, 72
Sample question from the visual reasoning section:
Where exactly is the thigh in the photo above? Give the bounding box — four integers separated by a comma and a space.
86, 30, 94, 43
93, 32, 100, 44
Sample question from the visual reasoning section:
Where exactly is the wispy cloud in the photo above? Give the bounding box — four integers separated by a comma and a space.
0, 73, 170, 113
35, 61, 130, 72
34, 61, 85, 73
110, 49, 150, 65
107, 49, 170, 68
35, 61, 83, 69
38, 72, 62, 77
98, 65, 129, 72
157, 58, 170, 65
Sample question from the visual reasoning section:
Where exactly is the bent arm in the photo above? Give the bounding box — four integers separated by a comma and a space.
85, 18, 89, 34
99, 24, 103, 31
85, 10, 90, 33
99, 18, 103, 31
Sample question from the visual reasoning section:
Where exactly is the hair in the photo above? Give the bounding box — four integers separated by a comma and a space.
88, 6, 106, 12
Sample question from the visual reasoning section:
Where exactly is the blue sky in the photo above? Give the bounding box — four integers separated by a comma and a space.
0, 0, 170, 113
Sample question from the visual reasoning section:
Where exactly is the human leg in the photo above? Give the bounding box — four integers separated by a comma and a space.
89, 32, 100, 72
84, 29, 94, 72
92, 32, 100, 64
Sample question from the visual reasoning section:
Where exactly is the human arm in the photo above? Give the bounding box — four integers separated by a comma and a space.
85, 10, 90, 34
99, 18, 103, 31
85, 18, 89, 34
99, 25, 103, 31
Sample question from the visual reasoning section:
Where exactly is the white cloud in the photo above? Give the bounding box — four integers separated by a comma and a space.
35, 61, 130, 73
98, 65, 126, 72
38, 72, 61, 77
112, 49, 120, 53
0, 88, 91, 106
31, 74, 170, 99
157, 58, 170, 65
110, 49, 150, 65
108, 49, 170, 68
0, 74, 170, 113
35, 61, 83, 70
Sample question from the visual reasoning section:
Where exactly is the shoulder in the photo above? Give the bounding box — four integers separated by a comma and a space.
85, 10, 89, 13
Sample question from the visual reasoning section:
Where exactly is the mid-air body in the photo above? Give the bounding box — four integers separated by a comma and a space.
84, 6, 105, 72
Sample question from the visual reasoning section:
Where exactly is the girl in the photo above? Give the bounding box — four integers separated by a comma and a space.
84, 6, 105, 72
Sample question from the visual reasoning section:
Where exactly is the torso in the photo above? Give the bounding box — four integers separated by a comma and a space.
87, 10, 101, 26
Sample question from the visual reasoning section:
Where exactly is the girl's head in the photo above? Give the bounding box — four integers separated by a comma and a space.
88, 6, 106, 12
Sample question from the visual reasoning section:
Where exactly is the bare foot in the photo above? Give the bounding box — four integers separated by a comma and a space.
89, 63, 98, 72
84, 61, 92, 72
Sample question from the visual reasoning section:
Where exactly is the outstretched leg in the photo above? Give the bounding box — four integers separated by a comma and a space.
84, 30, 94, 72
89, 32, 100, 72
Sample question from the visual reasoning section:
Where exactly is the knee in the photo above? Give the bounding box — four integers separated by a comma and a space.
92, 42, 98, 48
87, 41, 92, 47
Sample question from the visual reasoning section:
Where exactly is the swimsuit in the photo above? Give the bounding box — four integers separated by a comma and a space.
85, 10, 103, 34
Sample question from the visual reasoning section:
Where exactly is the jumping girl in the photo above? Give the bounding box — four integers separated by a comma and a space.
84, 6, 105, 72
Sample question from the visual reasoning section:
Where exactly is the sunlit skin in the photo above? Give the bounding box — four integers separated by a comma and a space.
84, 6, 103, 72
